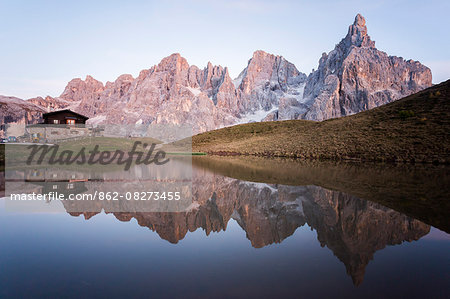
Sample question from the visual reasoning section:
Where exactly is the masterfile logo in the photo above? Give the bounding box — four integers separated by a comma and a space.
4, 123, 193, 213
26, 141, 169, 170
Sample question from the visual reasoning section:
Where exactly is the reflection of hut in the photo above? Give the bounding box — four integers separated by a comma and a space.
24, 169, 90, 198
29, 180, 89, 198
24, 169, 90, 182
26, 169, 45, 181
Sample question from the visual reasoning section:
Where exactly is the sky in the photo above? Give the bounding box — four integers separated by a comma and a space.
1, 0, 449, 99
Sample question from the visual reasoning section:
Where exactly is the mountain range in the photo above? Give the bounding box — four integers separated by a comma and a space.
0, 14, 432, 134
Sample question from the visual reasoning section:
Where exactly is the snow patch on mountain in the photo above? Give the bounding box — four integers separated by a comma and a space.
186, 87, 202, 97
233, 70, 246, 88
242, 181, 278, 194
288, 83, 306, 103
238, 106, 278, 124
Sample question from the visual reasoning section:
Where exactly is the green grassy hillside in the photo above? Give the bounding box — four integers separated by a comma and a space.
193, 80, 450, 164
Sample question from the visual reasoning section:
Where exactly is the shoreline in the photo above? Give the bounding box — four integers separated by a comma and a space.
199, 151, 449, 165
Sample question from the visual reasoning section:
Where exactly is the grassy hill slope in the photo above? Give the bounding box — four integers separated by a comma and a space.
193, 80, 450, 164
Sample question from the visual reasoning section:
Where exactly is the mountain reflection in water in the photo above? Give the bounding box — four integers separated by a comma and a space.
39, 156, 449, 286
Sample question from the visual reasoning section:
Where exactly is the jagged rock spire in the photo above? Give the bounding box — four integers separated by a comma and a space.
302, 13, 431, 121
342, 13, 375, 49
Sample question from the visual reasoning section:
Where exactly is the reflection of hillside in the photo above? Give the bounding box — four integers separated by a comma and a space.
192, 156, 450, 232
62, 165, 430, 285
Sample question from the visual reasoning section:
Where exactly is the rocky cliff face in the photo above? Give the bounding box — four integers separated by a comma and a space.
27, 96, 70, 112
74, 51, 308, 130
235, 50, 307, 120
66, 51, 307, 132
60, 75, 105, 102
38, 54, 239, 133
301, 14, 432, 120
0, 96, 45, 131
0, 14, 433, 132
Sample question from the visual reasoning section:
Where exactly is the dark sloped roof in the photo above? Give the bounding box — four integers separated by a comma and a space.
43, 109, 89, 120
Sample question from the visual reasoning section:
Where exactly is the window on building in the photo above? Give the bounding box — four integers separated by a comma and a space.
52, 185, 58, 190
53, 119, 59, 124
66, 119, 75, 125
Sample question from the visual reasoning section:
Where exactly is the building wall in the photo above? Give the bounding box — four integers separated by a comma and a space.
26, 126, 91, 142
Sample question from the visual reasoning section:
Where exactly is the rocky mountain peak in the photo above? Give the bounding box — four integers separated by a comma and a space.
233, 50, 307, 118
60, 75, 104, 102
116, 74, 134, 82
156, 53, 189, 74
354, 13, 365, 27
223, 66, 230, 77
343, 13, 375, 49
27, 95, 70, 112
85, 75, 99, 84
238, 50, 303, 93
252, 50, 274, 60
302, 14, 431, 121
1, 14, 433, 133
105, 74, 134, 89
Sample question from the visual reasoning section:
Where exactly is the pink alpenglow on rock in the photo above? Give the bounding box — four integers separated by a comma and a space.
0, 14, 432, 133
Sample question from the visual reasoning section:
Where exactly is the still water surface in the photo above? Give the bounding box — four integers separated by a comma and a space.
1, 156, 449, 298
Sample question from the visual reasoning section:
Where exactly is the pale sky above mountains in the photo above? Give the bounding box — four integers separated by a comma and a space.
1, 0, 449, 99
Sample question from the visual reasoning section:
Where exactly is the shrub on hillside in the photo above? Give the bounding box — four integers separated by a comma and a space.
398, 110, 415, 120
